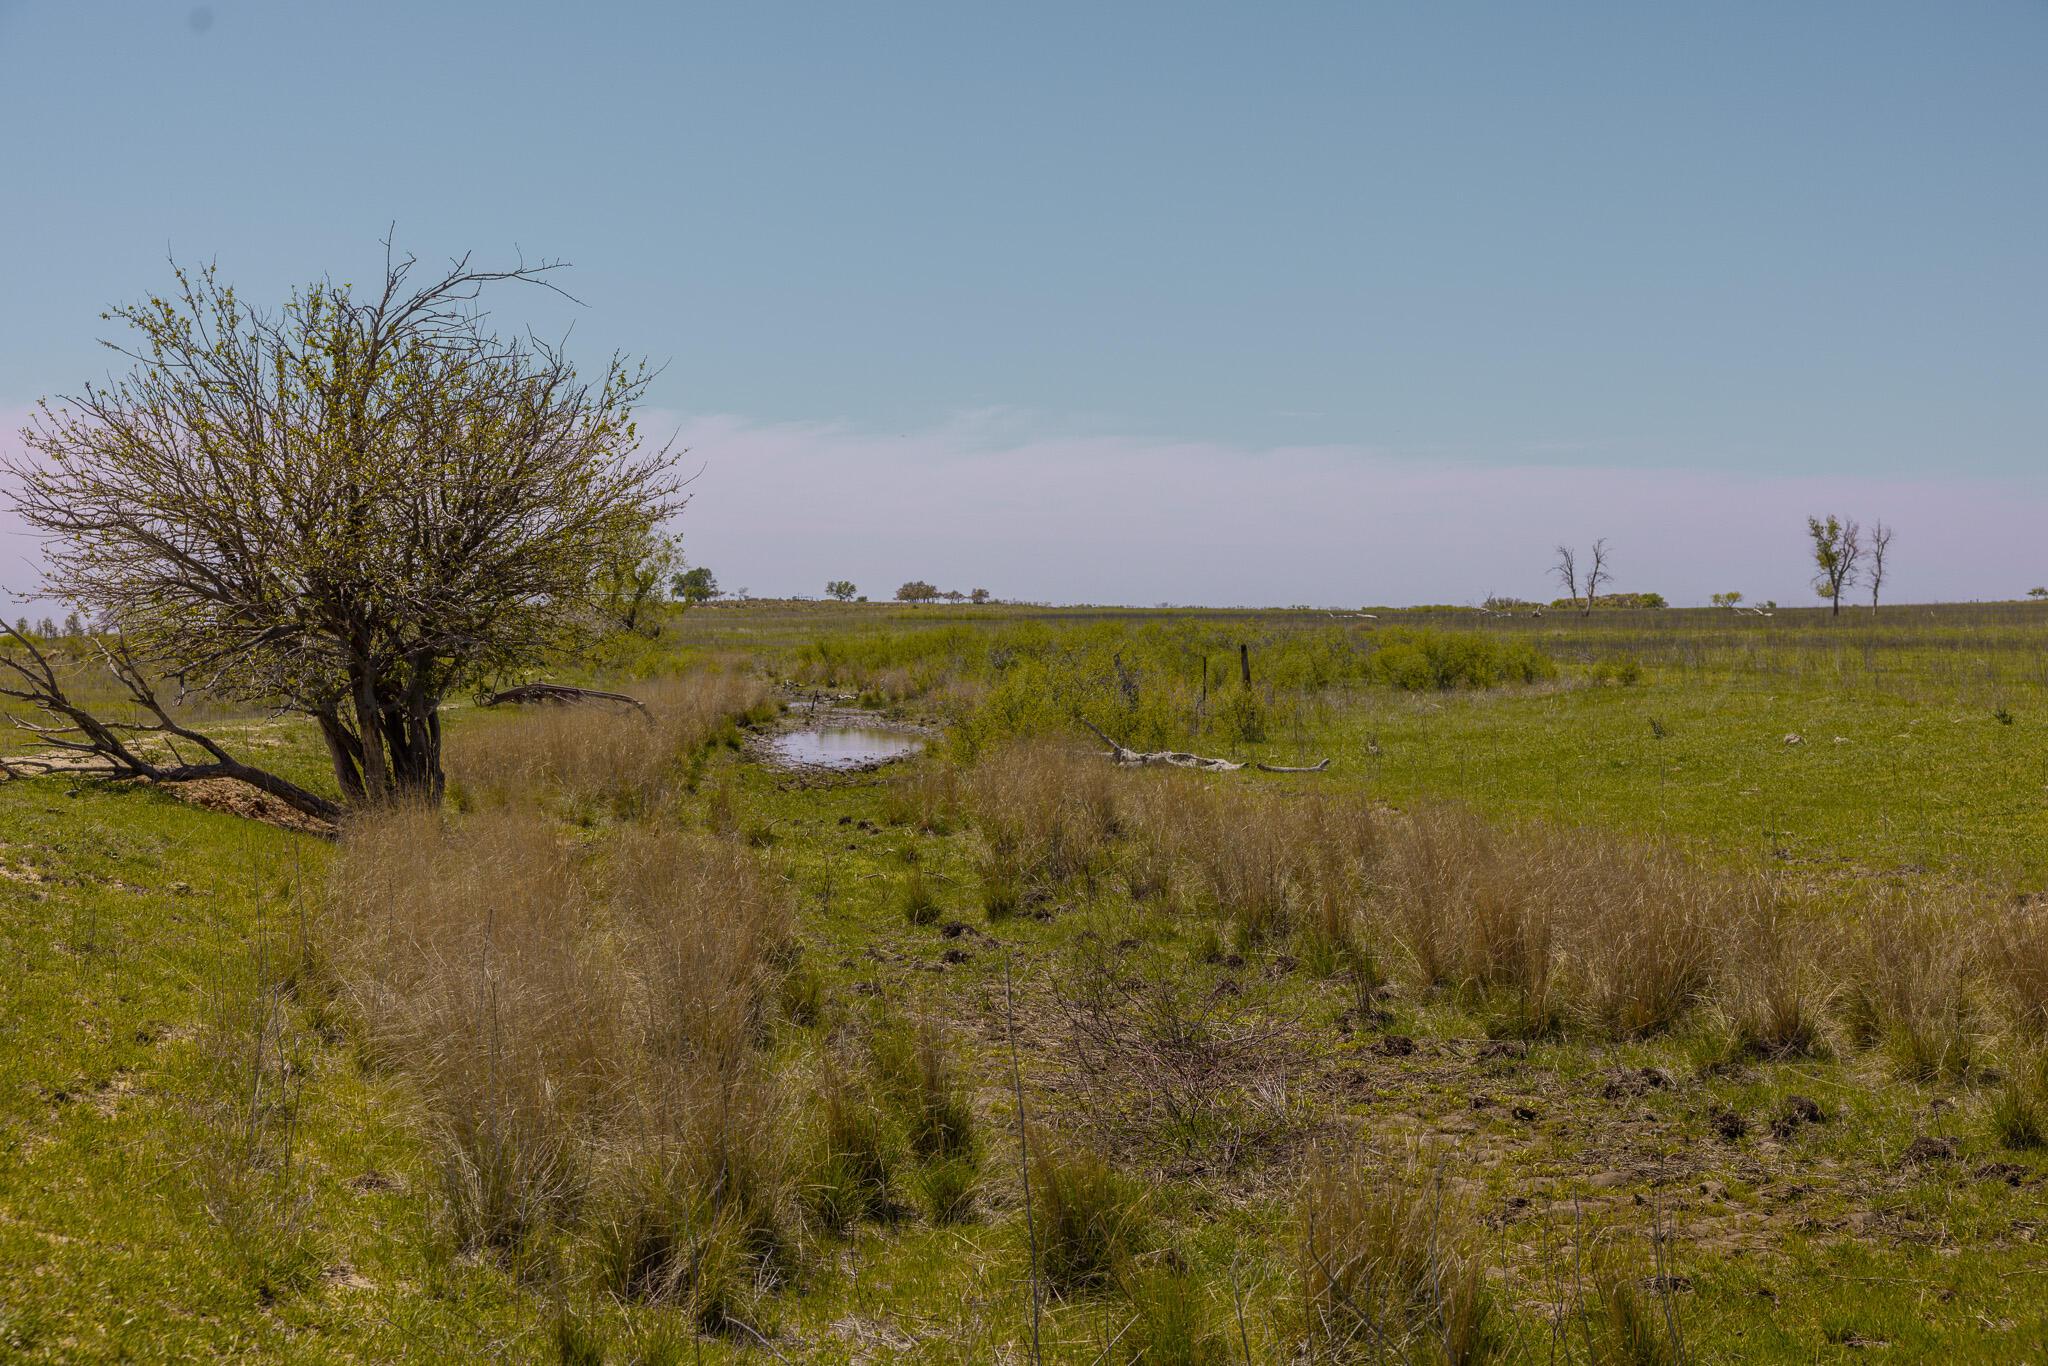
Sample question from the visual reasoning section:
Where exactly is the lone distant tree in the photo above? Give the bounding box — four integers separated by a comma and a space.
2, 247, 678, 814
599, 528, 684, 636
826, 579, 858, 601
2029, 587, 2048, 602
1551, 539, 1611, 616
673, 566, 719, 604
1710, 591, 1744, 609
969, 587, 991, 604
1806, 515, 1862, 617
1867, 520, 1894, 612
895, 580, 939, 603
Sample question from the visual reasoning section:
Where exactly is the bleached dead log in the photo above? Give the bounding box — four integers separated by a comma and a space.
1077, 719, 1330, 774
481, 683, 650, 715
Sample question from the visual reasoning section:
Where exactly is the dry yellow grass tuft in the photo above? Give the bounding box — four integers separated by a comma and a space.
969, 738, 2048, 1061
963, 741, 1123, 911
447, 672, 768, 815
321, 798, 797, 1316
1297, 1142, 1506, 1363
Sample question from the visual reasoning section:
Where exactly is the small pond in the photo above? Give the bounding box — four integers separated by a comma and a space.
764, 727, 924, 770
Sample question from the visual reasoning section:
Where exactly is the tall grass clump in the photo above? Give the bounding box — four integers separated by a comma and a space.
871, 1017, 978, 1163
871, 1016, 981, 1222
965, 741, 1123, 909
1839, 893, 1985, 1083
1988, 903, 2048, 1042
1705, 890, 1835, 1059
1029, 1136, 1153, 1292
804, 1061, 900, 1231
1583, 1235, 1688, 1366
322, 805, 798, 1298
1119, 1263, 1230, 1365
581, 1138, 779, 1329
1119, 771, 1381, 954
1121, 775, 1297, 946
1376, 809, 1724, 1040
193, 914, 322, 1297
1559, 836, 1719, 1039
896, 863, 943, 926
1989, 1049, 2048, 1151
880, 759, 962, 833
1297, 1143, 1508, 1363
447, 671, 769, 816
1377, 807, 1564, 1037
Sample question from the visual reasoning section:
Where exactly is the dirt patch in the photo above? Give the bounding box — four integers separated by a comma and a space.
1897, 1135, 1960, 1166
157, 777, 336, 836
3, 757, 334, 835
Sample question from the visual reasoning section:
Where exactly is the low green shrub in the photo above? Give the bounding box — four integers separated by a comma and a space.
1365, 628, 1557, 691
1591, 654, 1646, 686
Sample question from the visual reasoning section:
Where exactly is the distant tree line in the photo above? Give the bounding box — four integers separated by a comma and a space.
895, 582, 992, 604
1532, 518, 1911, 616
9, 613, 86, 640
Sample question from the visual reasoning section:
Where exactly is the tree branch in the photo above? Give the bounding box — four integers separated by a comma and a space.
0, 623, 341, 824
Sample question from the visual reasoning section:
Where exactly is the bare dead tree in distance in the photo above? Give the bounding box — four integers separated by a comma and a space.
1868, 520, 1894, 612
1584, 537, 1612, 613
1552, 544, 1580, 612
4, 243, 681, 814
1552, 539, 1611, 615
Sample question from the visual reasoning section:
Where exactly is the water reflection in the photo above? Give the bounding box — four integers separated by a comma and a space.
765, 728, 924, 769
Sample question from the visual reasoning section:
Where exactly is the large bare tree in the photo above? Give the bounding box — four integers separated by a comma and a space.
1806, 515, 1862, 617
4, 246, 680, 813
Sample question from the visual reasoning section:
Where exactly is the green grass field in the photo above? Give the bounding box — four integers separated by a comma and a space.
4, 600, 2047, 1362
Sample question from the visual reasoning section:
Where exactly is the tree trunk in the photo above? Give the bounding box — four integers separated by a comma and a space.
353, 669, 391, 799
395, 678, 444, 803
316, 708, 367, 803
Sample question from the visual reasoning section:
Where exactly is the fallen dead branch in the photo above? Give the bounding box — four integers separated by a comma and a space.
479, 683, 650, 716
0, 623, 342, 822
1077, 719, 1330, 774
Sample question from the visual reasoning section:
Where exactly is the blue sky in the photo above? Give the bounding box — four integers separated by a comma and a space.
3, 1, 2044, 605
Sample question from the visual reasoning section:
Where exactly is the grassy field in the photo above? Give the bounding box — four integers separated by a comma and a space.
4, 599, 2048, 1362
